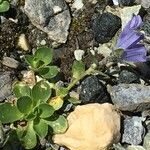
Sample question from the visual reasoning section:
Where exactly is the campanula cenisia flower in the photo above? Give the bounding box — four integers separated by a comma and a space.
115, 15, 147, 62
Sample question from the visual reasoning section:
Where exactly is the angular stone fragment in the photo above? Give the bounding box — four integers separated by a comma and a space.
24, 0, 71, 43
108, 84, 150, 112
0, 72, 13, 101
92, 12, 121, 44
53, 103, 120, 150
122, 116, 145, 145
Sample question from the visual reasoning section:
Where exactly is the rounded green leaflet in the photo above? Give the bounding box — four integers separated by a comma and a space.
38, 103, 54, 118
34, 46, 53, 66
0, 103, 23, 123
17, 96, 33, 114
0, 1, 10, 13
13, 82, 31, 98
38, 66, 59, 79
32, 80, 51, 105
72, 60, 85, 79
33, 119, 48, 138
44, 115, 68, 134
21, 121, 37, 149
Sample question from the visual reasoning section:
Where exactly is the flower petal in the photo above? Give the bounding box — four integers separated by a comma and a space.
122, 44, 147, 62
116, 31, 144, 49
116, 15, 143, 49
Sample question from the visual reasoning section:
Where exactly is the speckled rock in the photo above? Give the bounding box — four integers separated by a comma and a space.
122, 116, 145, 145
118, 70, 140, 84
92, 12, 121, 44
79, 76, 111, 104
118, 0, 135, 6
108, 84, 150, 112
0, 72, 13, 101
24, 0, 71, 43
53, 103, 120, 150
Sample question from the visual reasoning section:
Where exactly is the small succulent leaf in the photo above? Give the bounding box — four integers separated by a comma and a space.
0, 1, 10, 13
72, 60, 85, 78
68, 97, 81, 104
33, 119, 48, 138
34, 46, 53, 66
56, 87, 68, 97
13, 82, 31, 98
38, 103, 54, 118
32, 80, 51, 105
21, 121, 37, 149
17, 96, 33, 114
26, 113, 36, 121
38, 66, 59, 79
44, 115, 68, 134
49, 96, 64, 110
0, 103, 23, 123
24, 55, 35, 69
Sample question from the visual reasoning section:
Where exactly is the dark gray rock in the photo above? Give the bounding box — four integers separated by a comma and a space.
143, 16, 150, 36
108, 84, 150, 112
122, 116, 145, 145
118, 70, 140, 84
0, 72, 13, 101
118, 0, 135, 6
79, 76, 111, 104
92, 12, 121, 44
24, 0, 71, 43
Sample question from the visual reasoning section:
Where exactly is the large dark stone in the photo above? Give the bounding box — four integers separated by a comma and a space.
118, 0, 135, 6
92, 12, 121, 44
79, 76, 111, 104
118, 70, 140, 84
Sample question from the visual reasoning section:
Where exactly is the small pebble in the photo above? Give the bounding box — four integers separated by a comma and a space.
2, 57, 19, 69
74, 50, 85, 61
118, 70, 140, 84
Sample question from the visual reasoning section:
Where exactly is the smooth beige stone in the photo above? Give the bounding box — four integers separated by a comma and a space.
53, 103, 120, 150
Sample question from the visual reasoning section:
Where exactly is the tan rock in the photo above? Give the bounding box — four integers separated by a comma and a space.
53, 103, 120, 150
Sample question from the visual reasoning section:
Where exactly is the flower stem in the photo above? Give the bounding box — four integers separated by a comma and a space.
67, 64, 97, 91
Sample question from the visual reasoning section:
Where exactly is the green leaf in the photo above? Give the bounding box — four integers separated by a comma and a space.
0, 1, 10, 13
13, 82, 31, 98
34, 46, 53, 66
26, 113, 36, 121
21, 121, 37, 149
32, 80, 51, 105
49, 96, 64, 110
44, 115, 68, 134
33, 119, 48, 138
68, 97, 81, 104
72, 61, 85, 78
25, 55, 44, 69
17, 96, 33, 114
0, 103, 23, 123
56, 87, 68, 97
38, 103, 54, 118
38, 66, 59, 79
